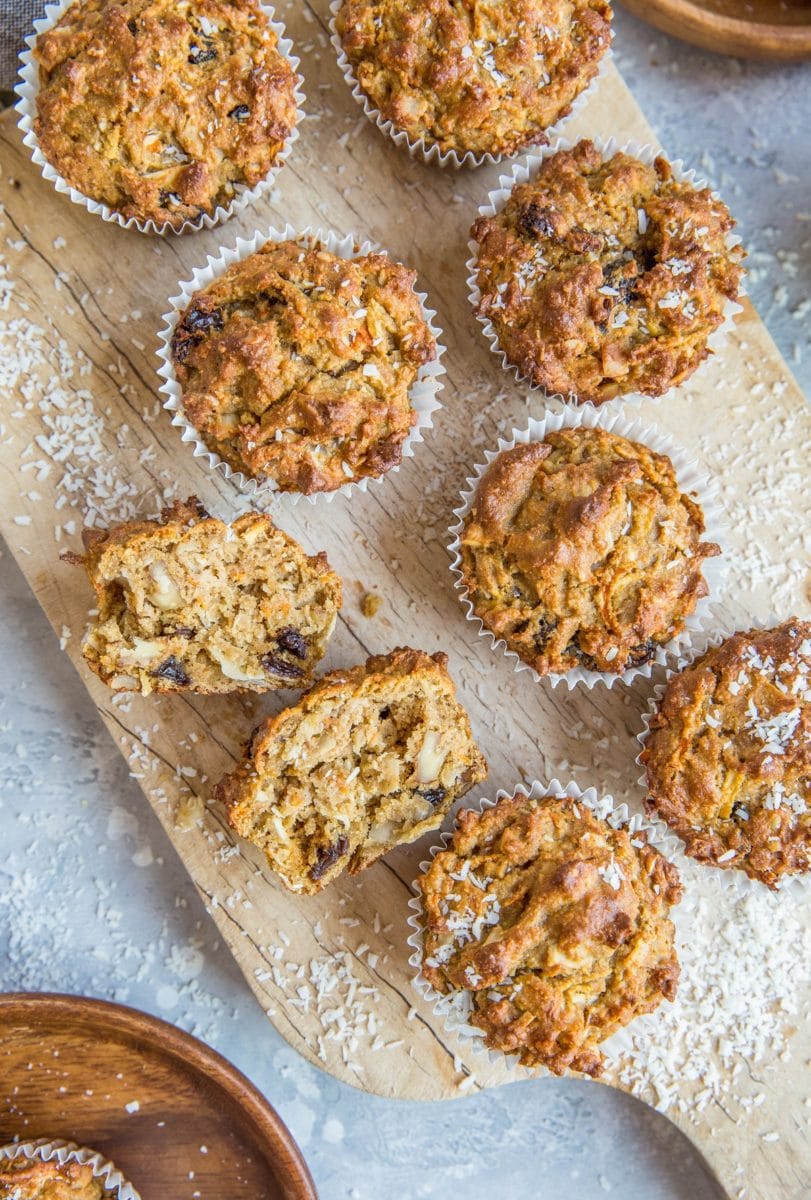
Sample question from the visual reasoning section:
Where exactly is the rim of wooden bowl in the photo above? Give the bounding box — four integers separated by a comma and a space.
618, 0, 811, 60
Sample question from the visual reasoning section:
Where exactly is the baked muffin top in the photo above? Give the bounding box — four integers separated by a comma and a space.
0, 1156, 105, 1199
216, 647, 487, 893
34, 0, 299, 229
458, 427, 720, 676
471, 139, 744, 402
171, 239, 437, 493
418, 792, 682, 1076
334, 0, 612, 157
642, 620, 811, 889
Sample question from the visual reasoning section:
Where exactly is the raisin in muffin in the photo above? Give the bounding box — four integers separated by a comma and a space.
171, 239, 437, 493
418, 791, 682, 1075
0, 1155, 108, 1199
65, 497, 341, 694
642, 620, 811, 889
33, 0, 299, 229
471, 139, 744, 401
334, 0, 612, 158
215, 647, 487, 893
457, 427, 720, 676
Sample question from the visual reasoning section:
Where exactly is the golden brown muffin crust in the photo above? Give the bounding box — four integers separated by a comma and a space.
34, 0, 299, 228
335, 0, 612, 157
171, 239, 437, 494
0, 1156, 104, 1199
458, 427, 719, 675
472, 139, 744, 401
419, 793, 682, 1075
642, 620, 811, 889
216, 647, 487, 893
67, 496, 342, 695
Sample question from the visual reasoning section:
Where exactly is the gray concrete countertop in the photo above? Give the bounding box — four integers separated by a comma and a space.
0, 7, 808, 1198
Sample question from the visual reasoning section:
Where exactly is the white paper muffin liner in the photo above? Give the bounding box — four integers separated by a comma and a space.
0, 1139, 141, 1199
15, 0, 304, 236
156, 224, 446, 504
636, 610, 811, 898
467, 136, 745, 402
328, 0, 614, 170
448, 403, 728, 690
406, 777, 684, 1076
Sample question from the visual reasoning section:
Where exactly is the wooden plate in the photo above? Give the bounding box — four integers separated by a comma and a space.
619, 0, 811, 60
0, 993, 317, 1200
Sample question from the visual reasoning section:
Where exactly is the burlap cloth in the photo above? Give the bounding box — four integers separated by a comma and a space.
2, 0, 39, 93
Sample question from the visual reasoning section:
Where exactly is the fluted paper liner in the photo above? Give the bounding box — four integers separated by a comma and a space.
156, 225, 446, 504
0, 1139, 140, 1199
466, 136, 745, 401
328, 1, 614, 170
448, 403, 728, 690
15, 0, 304, 235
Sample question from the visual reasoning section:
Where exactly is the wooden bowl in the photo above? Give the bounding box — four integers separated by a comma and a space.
0, 993, 318, 1200
619, 0, 811, 60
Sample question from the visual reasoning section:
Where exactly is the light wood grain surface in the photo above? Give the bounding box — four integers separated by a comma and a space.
0, 6, 809, 1199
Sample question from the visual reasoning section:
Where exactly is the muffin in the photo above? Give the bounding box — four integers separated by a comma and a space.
170, 238, 438, 493
642, 620, 811, 889
33, 0, 299, 229
0, 1153, 112, 1199
64, 496, 342, 694
215, 647, 487, 893
471, 139, 744, 401
418, 791, 682, 1075
457, 426, 720, 676
334, 0, 612, 158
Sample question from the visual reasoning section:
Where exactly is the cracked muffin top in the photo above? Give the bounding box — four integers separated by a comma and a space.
34, 0, 299, 229
0, 1156, 107, 1199
171, 239, 437, 493
68, 496, 342, 695
471, 139, 744, 401
642, 620, 811, 889
418, 792, 682, 1076
334, 0, 612, 158
216, 647, 487, 893
457, 427, 720, 677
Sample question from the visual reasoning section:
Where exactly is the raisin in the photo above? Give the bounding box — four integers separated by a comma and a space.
228, 104, 251, 122
261, 653, 304, 680
379, 706, 391, 720
418, 787, 446, 807
517, 202, 555, 240
565, 640, 598, 671
534, 618, 556, 651
152, 656, 190, 687
627, 639, 657, 667
602, 258, 637, 305
188, 42, 217, 65
127, 18, 137, 33
276, 627, 308, 659
310, 836, 349, 881
167, 626, 195, 638
184, 306, 224, 335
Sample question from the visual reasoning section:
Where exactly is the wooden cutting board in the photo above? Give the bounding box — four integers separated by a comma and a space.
0, 5, 809, 1198
0, 993, 317, 1200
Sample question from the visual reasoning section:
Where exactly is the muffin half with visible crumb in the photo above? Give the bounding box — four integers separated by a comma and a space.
215, 647, 487, 893
334, 0, 612, 158
471, 139, 744, 401
417, 791, 682, 1075
33, 0, 300, 229
458, 426, 720, 676
642, 620, 811, 889
64, 497, 341, 694
170, 238, 438, 493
